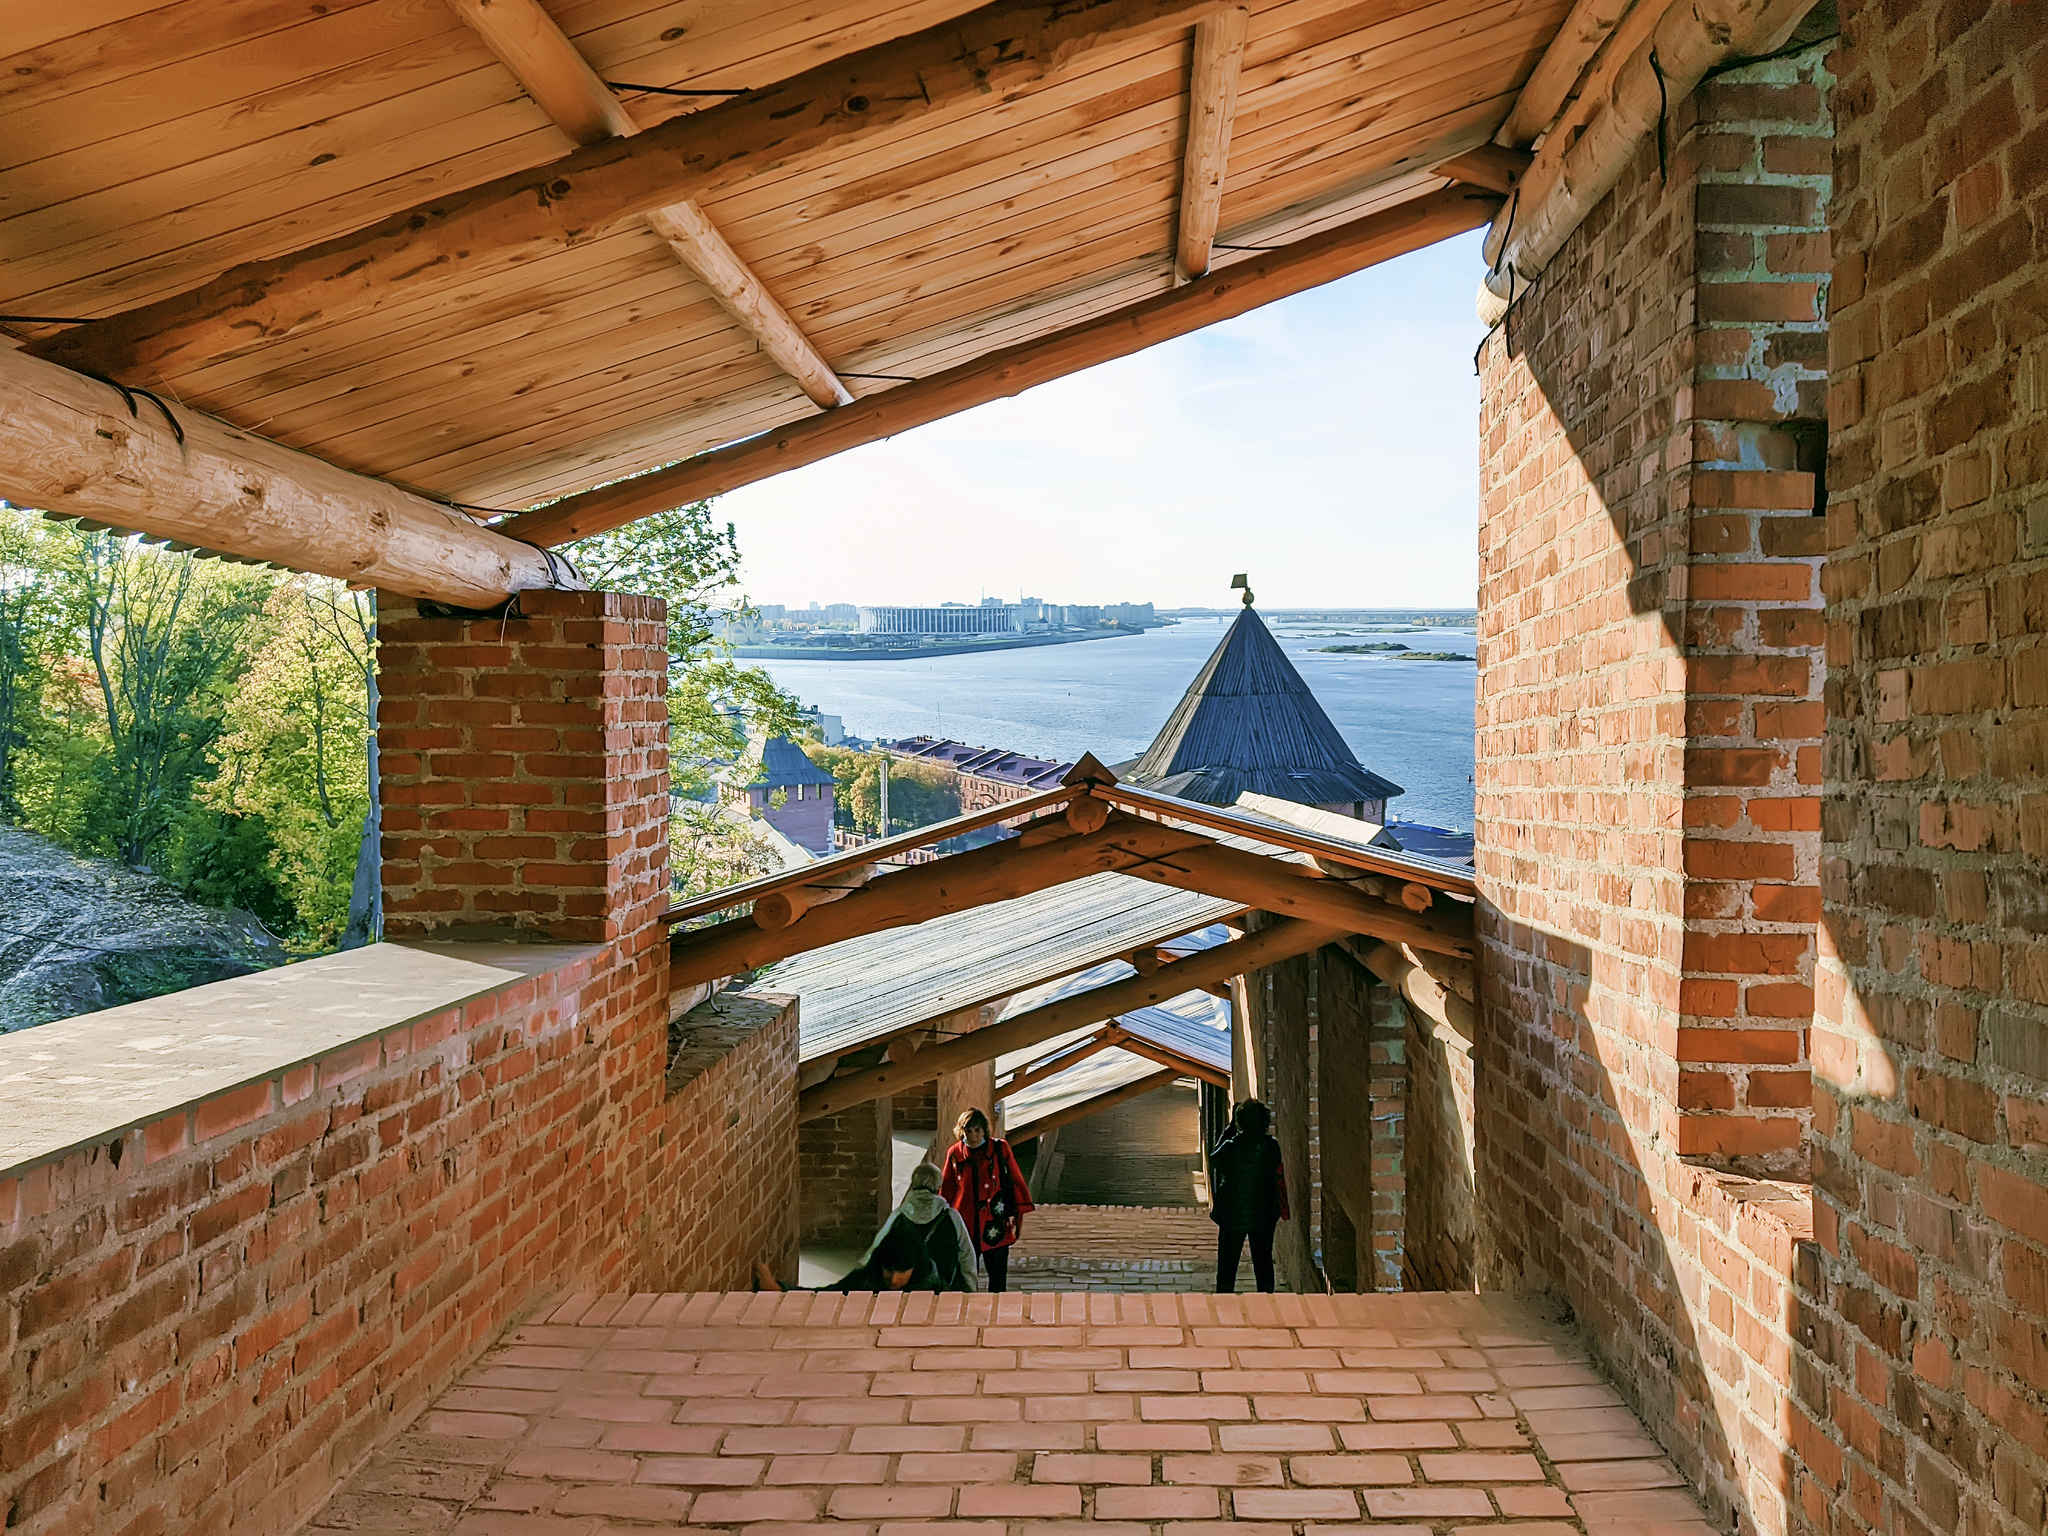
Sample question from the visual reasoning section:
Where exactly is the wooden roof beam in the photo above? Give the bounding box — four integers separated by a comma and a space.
670, 815, 1216, 986
997, 1026, 1129, 1100
0, 348, 575, 608
1113, 1034, 1229, 1088
1011, 1067, 1185, 1143
444, 0, 851, 411
1121, 841, 1476, 959
35, 0, 1226, 384
1174, 5, 1249, 282
800, 917, 1342, 1120
502, 184, 1500, 545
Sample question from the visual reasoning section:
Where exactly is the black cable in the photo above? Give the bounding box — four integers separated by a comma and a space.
0, 314, 95, 324
607, 81, 750, 97
840, 372, 918, 382
1651, 49, 1669, 184
1214, 242, 1284, 252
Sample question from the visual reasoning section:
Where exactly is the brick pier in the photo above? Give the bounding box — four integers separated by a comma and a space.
307, 1289, 1713, 1534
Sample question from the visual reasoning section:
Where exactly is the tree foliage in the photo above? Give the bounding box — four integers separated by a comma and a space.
803, 746, 961, 836
0, 492, 810, 953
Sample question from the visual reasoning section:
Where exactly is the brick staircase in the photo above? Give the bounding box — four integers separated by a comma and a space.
306, 1289, 1714, 1534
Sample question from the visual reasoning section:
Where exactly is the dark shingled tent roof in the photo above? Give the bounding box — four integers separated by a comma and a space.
1124, 607, 1404, 809
748, 736, 839, 789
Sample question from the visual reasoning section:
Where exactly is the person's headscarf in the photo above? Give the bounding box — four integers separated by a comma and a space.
897, 1160, 950, 1225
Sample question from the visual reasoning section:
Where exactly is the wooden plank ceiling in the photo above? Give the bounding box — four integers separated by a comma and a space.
0, 0, 1565, 518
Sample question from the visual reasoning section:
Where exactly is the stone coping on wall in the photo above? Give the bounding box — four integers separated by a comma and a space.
0, 938, 602, 1175
668, 988, 796, 1094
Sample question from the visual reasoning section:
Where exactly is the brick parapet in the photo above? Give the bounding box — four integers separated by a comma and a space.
377, 590, 670, 946
0, 962, 797, 1536
1803, 3, 2048, 1536
1679, 45, 1835, 1170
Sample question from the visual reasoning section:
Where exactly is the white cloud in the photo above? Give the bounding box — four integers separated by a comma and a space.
721, 232, 1488, 610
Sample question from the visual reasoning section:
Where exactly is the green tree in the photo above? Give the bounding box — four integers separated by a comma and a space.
0, 510, 65, 820
63, 532, 272, 866
565, 502, 809, 897
204, 578, 374, 946
804, 745, 961, 836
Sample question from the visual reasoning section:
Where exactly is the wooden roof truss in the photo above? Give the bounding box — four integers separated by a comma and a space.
0, 0, 1567, 601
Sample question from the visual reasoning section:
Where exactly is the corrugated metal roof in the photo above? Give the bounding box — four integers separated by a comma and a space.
755, 879, 1242, 1063
1000, 1047, 1167, 1135
993, 934, 1231, 1134
1125, 607, 1406, 808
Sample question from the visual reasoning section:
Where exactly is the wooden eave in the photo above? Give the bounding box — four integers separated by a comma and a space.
1, 0, 1565, 527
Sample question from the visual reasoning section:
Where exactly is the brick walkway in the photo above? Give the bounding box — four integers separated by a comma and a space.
307, 1289, 1711, 1535
1010, 1205, 1251, 1293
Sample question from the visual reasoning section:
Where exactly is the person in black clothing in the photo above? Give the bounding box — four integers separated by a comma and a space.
1207, 1098, 1290, 1293
754, 1223, 944, 1294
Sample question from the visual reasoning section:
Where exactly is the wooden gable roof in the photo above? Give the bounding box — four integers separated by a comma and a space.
1, 0, 1552, 535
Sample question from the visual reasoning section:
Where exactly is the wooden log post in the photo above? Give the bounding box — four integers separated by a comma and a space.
1316, 944, 1377, 1291
1268, 950, 1322, 1295
0, 349, 574, 608
932, 1002, 1003, 1157
1174, 5, 1248, 281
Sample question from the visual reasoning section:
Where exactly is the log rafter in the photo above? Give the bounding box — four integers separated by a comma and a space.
32, 0, 1226, 385
445, 0, 851, 410
800, 917, 1342, 1121
0, 347, 575, 608
1174, 5, 1249, 281
502, 184, 1500, 545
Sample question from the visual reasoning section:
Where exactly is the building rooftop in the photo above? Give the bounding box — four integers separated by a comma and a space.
1124, 606, 1406, 809
746, 736, 839, 790
880, 736, 1074, 791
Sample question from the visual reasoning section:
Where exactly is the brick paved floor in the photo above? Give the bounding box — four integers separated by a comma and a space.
307, 1289, 1713, 1535
1010, 1206, 1265, 1293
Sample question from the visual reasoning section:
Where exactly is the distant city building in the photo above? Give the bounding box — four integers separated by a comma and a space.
800, 705, 844, 746
755, 603, 787, 621
1107, 601, 1155, 625
858, 604, 1020, 636
723, 736, 838, 855
879, 737, 1071, 818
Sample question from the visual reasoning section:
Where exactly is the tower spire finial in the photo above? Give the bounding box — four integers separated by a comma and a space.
1229, 572, 1253, 608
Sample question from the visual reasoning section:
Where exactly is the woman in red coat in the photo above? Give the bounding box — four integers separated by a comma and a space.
939, 1108, 1033, 1293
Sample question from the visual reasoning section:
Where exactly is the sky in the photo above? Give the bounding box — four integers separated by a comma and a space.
718, 230, 1493, 614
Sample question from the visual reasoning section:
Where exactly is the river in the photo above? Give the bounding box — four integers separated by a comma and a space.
748, 614, 1477, 830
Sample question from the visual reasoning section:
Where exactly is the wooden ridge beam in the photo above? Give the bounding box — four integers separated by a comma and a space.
1122, 842, 1476, 958
501, 184, 1499, 545
1114, 1034, 1229, 1088
1011, 1068, 1184, 1143
997, 1026, 1128, 1100
800, 918, 1342, 1120
1174, 5, 1249, 281
446, 0, 851, 412
670, 816, 1214, 986
34, 0, 1224, 383
0, 348, 573, 608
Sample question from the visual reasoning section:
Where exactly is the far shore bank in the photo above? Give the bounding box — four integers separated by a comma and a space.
730, 628, 1146, 663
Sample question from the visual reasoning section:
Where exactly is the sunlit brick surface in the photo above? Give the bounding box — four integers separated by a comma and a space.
307, 1290, 1714, 1534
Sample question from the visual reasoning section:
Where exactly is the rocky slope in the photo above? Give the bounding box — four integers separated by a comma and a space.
0, 823, 285, 1031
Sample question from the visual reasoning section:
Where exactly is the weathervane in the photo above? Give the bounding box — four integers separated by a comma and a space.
1230, 572, 1254, 607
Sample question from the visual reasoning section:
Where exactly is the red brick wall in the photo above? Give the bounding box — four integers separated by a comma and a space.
378, 591, 670, 946
1474, 42, 1833, 1536
1404, 994, 1475, 1293
800, 1099, 893, 1250
0, 591, 801, 1536
1801, 3, 2048, 1534
0, 965, 797, 1536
